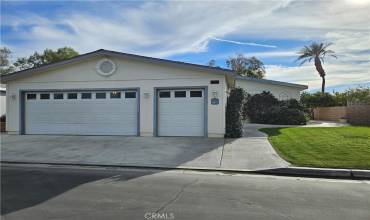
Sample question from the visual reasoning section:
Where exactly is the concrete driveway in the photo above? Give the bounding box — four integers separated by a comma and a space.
1, 130, 289, 171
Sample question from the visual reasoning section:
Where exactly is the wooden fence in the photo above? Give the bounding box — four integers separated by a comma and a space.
347, 104, 370, 125
313, 106, 347, 121
313, 104, 370, 125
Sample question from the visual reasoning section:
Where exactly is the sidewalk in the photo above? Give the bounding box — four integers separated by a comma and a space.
2, 121, 368, 179
2, 161, 369, 180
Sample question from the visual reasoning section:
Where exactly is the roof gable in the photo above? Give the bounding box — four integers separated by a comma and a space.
0, 49, 233, 83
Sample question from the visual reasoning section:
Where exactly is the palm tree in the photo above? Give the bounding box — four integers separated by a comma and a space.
297, 42, 337, 93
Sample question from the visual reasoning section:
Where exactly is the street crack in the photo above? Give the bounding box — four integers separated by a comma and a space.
155, 178, 199, 213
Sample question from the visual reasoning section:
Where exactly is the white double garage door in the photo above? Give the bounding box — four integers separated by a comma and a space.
24, 88, 205, 136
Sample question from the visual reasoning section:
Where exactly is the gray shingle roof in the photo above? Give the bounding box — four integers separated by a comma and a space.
0, 49, 233, 82
235, 75, 308, 90
0, 49, 308, 90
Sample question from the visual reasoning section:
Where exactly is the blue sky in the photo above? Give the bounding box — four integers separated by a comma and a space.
1, 0, 370, 92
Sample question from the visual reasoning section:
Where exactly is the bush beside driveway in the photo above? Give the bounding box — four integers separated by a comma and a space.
260, 126, 370, 169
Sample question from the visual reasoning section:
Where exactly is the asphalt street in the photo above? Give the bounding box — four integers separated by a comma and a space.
1, 165, 370, 220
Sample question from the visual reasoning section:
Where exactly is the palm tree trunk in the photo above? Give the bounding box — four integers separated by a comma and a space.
321, 75, 325, 93
315, 57, 326, 93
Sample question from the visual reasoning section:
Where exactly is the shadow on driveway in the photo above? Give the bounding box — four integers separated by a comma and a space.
1, 135, 225, 169
1, 135, 227, 216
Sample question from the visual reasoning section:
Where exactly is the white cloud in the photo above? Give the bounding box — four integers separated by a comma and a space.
3, 1, 292, 57
210, 37, 277, 48
2, 0, 370, 90
266, 62, 370, 89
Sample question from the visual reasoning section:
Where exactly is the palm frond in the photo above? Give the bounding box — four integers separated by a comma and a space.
299, 57, 310, 65
322, 42, 333, 50
296, 53, 311, 64
297, 41, 337, 65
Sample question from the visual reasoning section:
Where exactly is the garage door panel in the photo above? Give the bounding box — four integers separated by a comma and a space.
159, 126, 204, 137
27, 124, 135, 135
27, 115, 137, 125
159, 103, 203, 113
25, 90, 138, 135
158, 89, 205, 137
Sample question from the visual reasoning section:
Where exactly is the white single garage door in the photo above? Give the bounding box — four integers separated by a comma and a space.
24, 90, 138, 135
157, 89, 205, 136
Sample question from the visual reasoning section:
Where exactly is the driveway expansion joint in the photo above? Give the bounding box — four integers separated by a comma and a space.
219, 138, 226, 168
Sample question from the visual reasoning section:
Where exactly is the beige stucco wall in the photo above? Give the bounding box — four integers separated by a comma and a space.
235, 79, 304, 100
5, 56, 227, 137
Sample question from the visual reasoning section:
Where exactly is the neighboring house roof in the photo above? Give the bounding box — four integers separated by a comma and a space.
235, 75, 308, 90
0, 49, 234, 83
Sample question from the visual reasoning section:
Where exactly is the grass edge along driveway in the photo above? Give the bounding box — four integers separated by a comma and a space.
259, 126, 370, 169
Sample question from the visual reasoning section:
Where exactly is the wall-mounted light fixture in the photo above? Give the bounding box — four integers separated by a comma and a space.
144, 92, 151, 99
212, 91, 218, 98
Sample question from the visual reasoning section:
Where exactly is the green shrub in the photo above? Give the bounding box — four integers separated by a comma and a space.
225, 88, 245, 138
241, 93, 251, 120
333, 92, 348, 106
300, 92, 337, 108
346, 87, 370, 104
244, 91, 278, 123
245, 92, 307, 125
264, 106, 307, 125
280, 99, 305, 111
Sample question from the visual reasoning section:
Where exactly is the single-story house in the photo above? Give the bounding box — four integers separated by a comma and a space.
0, 49, 307, 137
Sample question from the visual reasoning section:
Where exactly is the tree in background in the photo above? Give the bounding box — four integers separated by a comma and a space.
299, 90, 361, 108
226, 54, 265, 79
43, 47, 79, 63
296, 42, 337, 93
207, 59, 216, 67
13, 47, 79, 71
13, 52, 44, 70
346, 87, 370, 104
245, 56, 265, 78
300, 92, 337, 112
0, 47, 15, 75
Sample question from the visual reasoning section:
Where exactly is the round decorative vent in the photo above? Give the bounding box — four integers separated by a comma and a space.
96, 58, 116, 76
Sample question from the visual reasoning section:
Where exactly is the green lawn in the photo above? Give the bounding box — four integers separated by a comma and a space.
259, 126, 370, 169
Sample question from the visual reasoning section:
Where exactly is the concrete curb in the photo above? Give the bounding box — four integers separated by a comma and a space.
256, 167, 370, 179
1, 161, 370, 180
351, 169, 370, 179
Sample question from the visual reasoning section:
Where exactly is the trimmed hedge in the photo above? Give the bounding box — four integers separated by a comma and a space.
225, 88, 245, 138
244, 91, 307, 125
264, 106, 307, 125
244, 91, 278, 123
